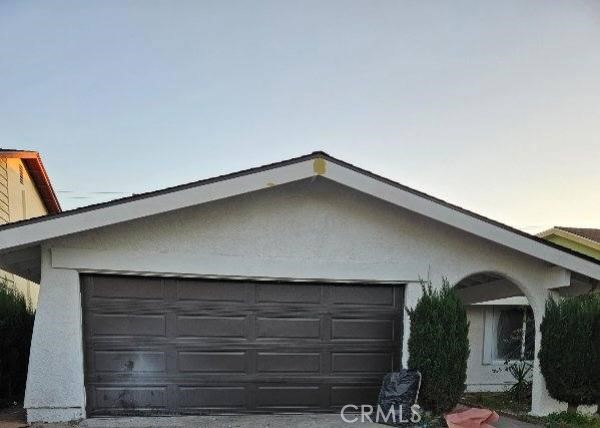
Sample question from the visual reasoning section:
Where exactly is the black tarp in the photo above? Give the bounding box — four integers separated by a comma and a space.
376, 370, 422, 426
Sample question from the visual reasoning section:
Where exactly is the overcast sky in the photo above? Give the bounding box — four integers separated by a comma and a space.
1, 1, 599, 232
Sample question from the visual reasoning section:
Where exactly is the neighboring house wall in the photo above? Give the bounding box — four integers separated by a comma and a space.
0, 158, 10, 223
25, 178, 570, 421
0, 157, 47, 307
7, 158, 47, 220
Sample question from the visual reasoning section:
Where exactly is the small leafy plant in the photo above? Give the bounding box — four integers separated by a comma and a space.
506, 360, 533, 402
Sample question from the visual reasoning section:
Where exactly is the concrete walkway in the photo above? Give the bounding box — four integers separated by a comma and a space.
495, 415, 543, 428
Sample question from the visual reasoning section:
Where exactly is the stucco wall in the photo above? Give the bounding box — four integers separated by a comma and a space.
29, 177, 568, 421
51, 178, 556, 296
24, 249, 85, 422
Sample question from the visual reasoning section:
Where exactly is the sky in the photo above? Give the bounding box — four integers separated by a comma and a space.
1, 1, 599, 232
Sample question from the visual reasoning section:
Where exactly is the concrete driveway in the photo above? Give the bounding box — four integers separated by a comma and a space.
72, 413, 542, 428
79, 414, 380, 428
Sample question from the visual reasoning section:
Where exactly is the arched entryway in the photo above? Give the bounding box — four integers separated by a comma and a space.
454, 272, 537, 413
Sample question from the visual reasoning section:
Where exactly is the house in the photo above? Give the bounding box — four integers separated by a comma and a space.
538, 227, 600, 261
0, 149, 61, 306
0, 152, 597, 423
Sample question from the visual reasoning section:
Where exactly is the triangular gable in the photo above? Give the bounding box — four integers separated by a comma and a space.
0, 151, 598, 281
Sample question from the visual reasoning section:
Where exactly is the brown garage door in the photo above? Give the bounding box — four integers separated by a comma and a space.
82, 275, 404, 416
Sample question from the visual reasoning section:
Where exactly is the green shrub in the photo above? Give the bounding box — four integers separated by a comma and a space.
0, 281, 35, 406
407, 278, 470, 414
545, 411, 600, 428
538, 294, 600, 413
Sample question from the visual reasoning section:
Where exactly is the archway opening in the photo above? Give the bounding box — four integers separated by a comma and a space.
454, 272, 535, 411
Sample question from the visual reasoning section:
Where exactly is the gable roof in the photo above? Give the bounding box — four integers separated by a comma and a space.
0, 149, 61, 214
0, 151, 599, 281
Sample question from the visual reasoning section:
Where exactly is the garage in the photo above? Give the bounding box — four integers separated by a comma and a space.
81, 275, 404, 415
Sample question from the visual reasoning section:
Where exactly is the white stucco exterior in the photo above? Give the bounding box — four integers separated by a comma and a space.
24, 248, 85, 421
17, 177, 582, 421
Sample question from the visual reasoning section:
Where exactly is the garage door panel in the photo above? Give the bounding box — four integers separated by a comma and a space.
91, 314, 166, 337
94, 351, 167, 373
82, 275, 403, 414
330, 385, 380, 407
256, 386, 321, 409
177, 316, 247, 338
92, 386, 168, 410
256, 283, 322, 304
331, 352, 394, 374
256, 317, 321, 339
331, 319, 394, 341
178, 351, 247, 373
177, 386, 246, 409
89, 276, 165, 300
330, 285, 395, 306
176, 280, 246, 302
256, 352, 321, 373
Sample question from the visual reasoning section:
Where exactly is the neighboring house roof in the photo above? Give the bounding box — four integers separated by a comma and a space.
0, 149, 61, 214
538, 227, 600, 260
0, 151, 599, 282
554, 227, 600, 244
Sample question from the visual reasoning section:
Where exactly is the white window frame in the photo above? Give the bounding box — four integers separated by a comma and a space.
483, 305, 532, 365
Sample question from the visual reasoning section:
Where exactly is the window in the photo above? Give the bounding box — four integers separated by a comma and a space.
483, 306, 534, 364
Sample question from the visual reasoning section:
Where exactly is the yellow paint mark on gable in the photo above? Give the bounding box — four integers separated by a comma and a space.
313, 158, 326, 175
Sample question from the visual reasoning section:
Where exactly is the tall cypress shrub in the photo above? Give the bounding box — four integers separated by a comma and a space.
538, 294, 600, 413
0, 281, 35, 405
407, 279, 470, 414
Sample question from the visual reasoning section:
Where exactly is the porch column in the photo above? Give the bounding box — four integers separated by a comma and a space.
401, 283, 423, 368
24, 249, 86, 423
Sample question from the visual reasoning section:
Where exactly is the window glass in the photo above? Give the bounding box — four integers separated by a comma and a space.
496, 308, 525, 360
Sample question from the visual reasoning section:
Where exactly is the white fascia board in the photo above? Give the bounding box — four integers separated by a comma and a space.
0, 159, 315, 251
325, 161, 600, 281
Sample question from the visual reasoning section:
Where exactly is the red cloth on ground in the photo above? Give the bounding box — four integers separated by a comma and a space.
444, 408, 500, 428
